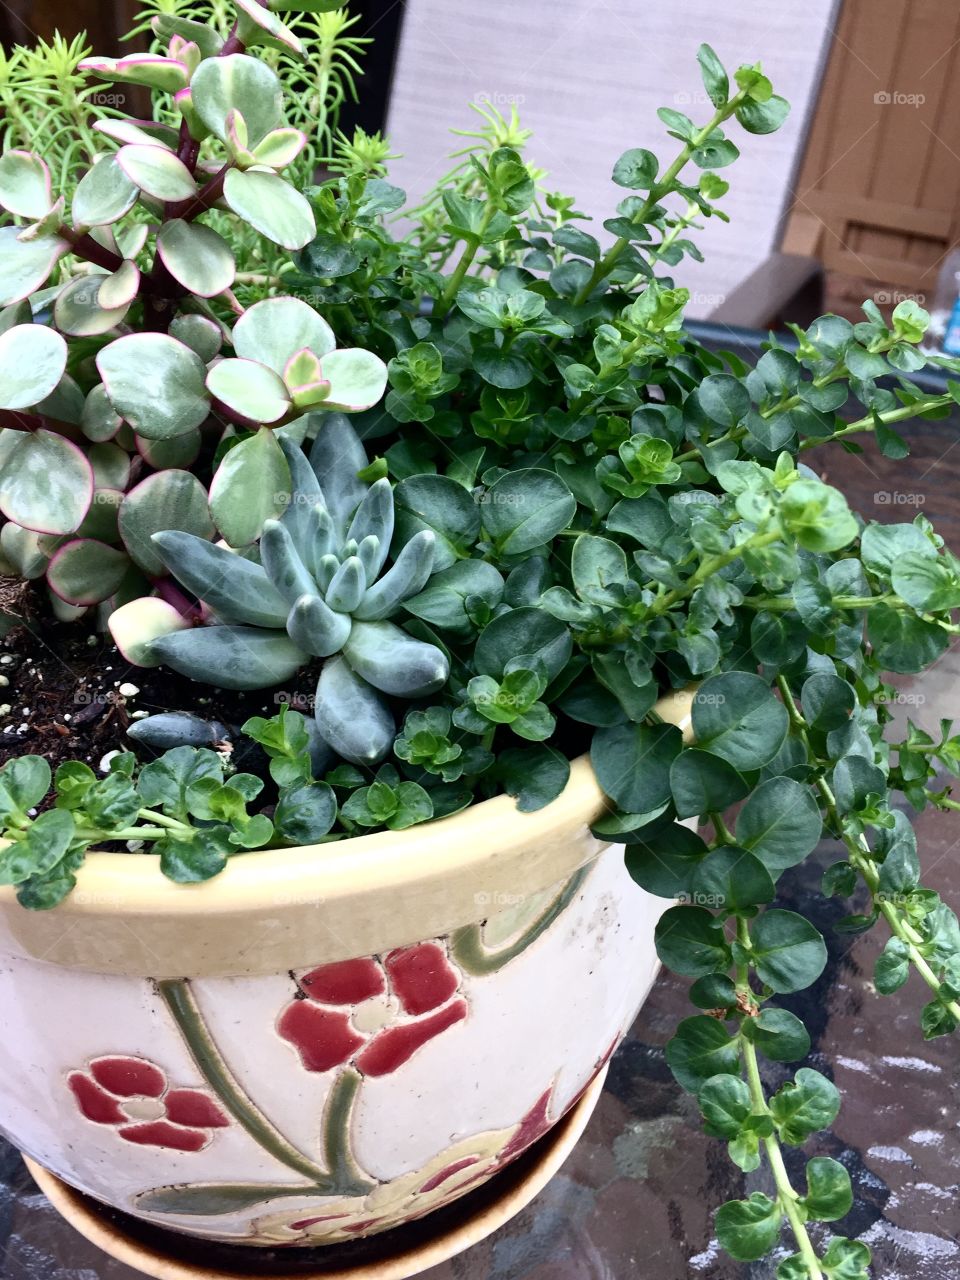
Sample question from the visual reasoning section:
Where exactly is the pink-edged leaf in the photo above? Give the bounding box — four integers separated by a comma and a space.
80, 54, 190, 94
250, 127, 307, 170
98, 260, 140, 310
0, 228, 68, 306
0, 430, 94, 534
316, 347, 388, 412
46, 538, 129, 605
116, 145, 197, 202
93, 118, 179, 150
0, 150, 53, 219
156, 219, 235, 298
0, 325, 67, 409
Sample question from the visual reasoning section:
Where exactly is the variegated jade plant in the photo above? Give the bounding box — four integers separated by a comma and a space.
2, 21, 960, 1280
0, 0, 386, 620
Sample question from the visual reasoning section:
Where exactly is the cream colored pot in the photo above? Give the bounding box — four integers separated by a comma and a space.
0, 691, 692, 1247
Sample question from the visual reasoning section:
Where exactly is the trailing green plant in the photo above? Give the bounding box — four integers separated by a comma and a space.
2, 19, 960, 1278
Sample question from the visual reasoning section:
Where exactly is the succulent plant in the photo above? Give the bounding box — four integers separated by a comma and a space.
0, 4, 385, 623
111, 419, 450, 763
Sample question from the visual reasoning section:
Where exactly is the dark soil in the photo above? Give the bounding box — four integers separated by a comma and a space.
0, 584, 321, 776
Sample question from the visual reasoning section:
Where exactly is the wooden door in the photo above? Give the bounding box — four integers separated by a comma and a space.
784, 0, 960, 299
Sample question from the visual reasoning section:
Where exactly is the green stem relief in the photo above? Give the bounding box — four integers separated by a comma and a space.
159, 978, 336, 1187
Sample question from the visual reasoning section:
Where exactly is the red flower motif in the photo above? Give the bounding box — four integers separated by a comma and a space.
67, 1056, 229, 1152
278, 944, 468, 1078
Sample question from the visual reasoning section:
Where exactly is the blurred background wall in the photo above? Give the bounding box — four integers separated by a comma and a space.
385, 0, 837, 317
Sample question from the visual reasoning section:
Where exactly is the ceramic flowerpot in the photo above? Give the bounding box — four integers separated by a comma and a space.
0, 692, 691, 1250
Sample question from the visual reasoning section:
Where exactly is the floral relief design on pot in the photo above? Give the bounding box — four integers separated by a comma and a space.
277, 943, 468, 1077
250, 1083, 558, 1245
67, 1056, 229, 1152
112, 865, 603, 1240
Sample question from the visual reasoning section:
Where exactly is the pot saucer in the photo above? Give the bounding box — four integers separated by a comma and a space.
24, 1065, 606, 1280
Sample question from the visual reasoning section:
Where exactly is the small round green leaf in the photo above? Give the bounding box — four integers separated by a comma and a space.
769, 1068, 840, 1144
715, 1193, 782, 1262
735, 776, 823, 874
482, 469, 576, 556
750, 910, 828, 993
698, 1073, 751, 1138
665, 1015, 740, 1092
655, 905, 731, 976
669, 747, 748, 819
692, 846, 776, 912
475, 606, 572, 681
741, 1007, 811, 1063
591, 721, 682, 812
802, 1156, 853, 1222
692, 672, 789, 770
394, 474, 481, 570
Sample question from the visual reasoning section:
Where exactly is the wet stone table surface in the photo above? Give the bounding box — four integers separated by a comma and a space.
2, 423, 960, 1279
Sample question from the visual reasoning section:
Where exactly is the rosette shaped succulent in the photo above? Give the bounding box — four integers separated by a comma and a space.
121, 420, 450, 764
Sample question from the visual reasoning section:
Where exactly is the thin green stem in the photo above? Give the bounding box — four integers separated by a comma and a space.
571, 92, 747, 307
735, 922, 825, 1280
776, 676, 960, 1025
799, 394, 954, 452
137, 808, 193, 833
435, 201, 497, 317
649, 528, 781, 617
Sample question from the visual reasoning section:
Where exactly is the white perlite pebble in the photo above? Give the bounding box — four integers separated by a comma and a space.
130, 709, 150, 720
0, 675, 8, 686
99, 749, 122, 773
0, 703, 11, 716
118, 682, 140, 698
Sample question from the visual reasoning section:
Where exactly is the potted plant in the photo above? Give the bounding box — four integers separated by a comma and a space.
0, 5, 958, 1276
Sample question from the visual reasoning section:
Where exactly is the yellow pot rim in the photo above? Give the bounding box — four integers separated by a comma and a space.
0, 689, 693, 978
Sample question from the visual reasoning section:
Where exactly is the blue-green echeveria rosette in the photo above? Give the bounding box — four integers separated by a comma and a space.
120, 419, 450, 765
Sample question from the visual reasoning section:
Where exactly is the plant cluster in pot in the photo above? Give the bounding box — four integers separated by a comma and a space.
0, 6, 959, 1277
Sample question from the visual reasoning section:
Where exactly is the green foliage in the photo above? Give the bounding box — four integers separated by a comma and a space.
3, 25, 960, 1280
